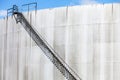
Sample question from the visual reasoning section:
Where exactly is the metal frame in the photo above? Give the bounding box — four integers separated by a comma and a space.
22, 2, 37, 13
7, 2, 37, 18
7, 5, 18, 18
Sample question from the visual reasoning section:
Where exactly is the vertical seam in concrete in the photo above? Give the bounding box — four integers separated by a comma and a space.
3, 17, 8, 80
17, 24, 20, 80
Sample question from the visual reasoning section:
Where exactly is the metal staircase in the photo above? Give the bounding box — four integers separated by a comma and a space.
8, 5, 82, 80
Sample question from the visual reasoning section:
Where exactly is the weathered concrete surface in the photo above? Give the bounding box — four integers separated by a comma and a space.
0, 3, 120, 80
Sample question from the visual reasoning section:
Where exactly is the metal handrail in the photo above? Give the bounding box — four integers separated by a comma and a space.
22, 2, 37, 12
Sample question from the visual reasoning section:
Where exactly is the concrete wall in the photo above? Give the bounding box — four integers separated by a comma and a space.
0, 3, 120, 80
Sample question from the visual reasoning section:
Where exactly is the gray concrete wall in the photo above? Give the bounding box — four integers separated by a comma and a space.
0, 3, 120, 80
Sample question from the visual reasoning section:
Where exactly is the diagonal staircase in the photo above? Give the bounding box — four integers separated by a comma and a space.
8, 5, 82, 80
